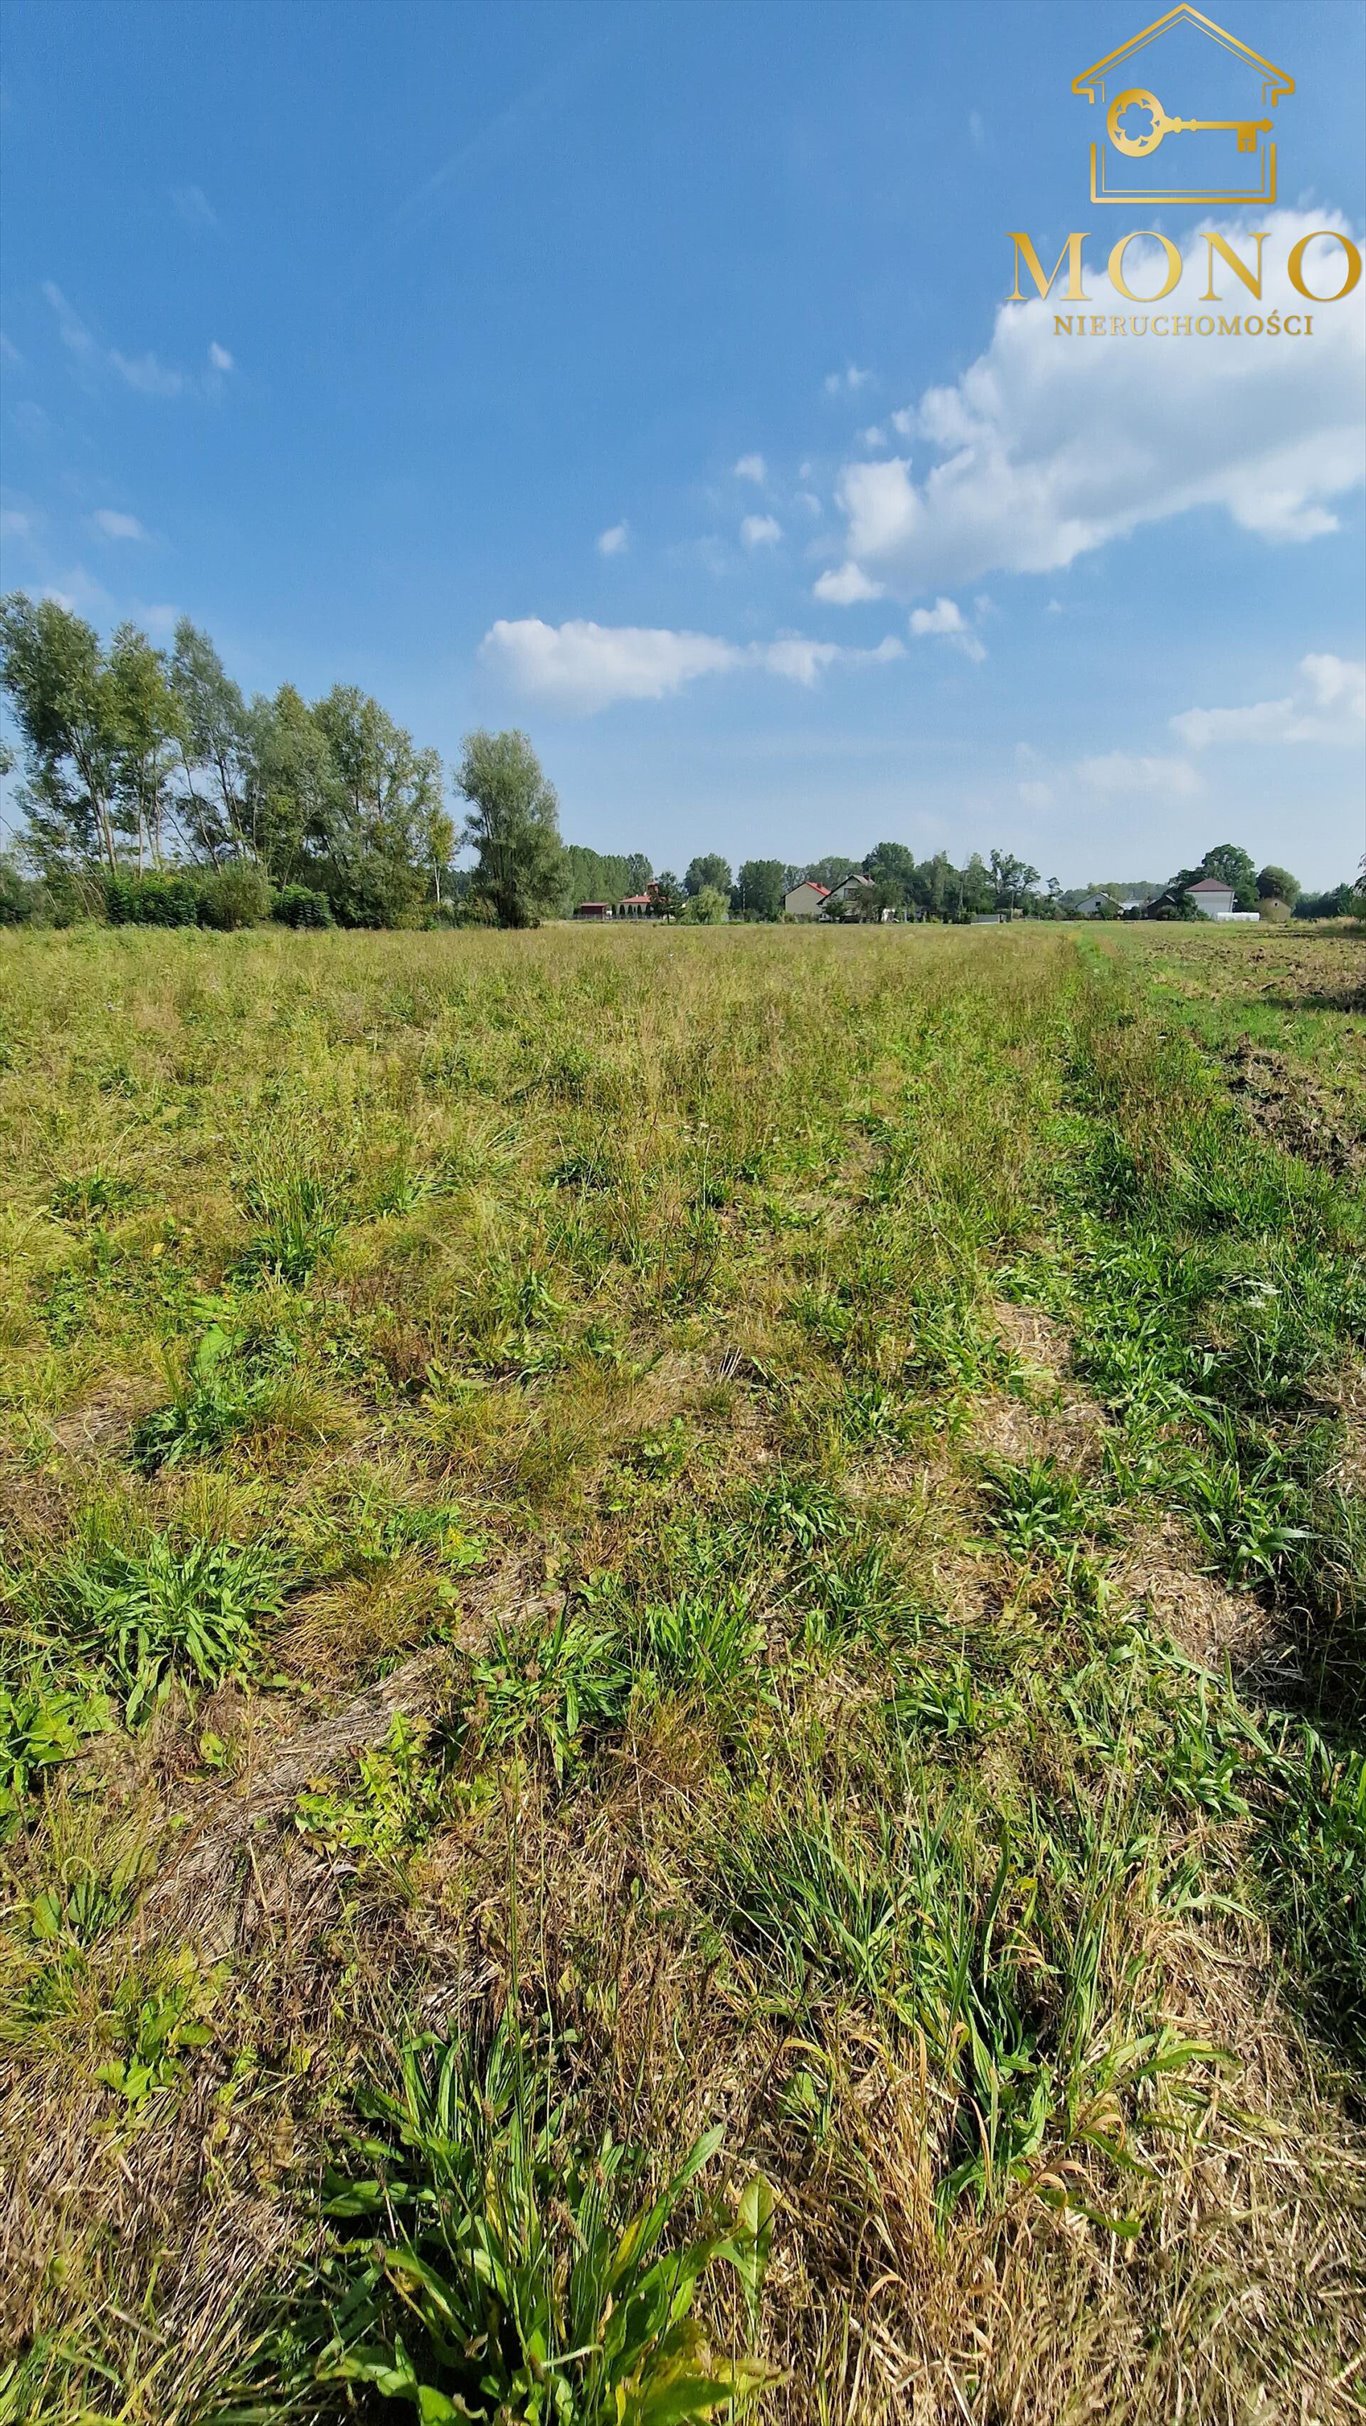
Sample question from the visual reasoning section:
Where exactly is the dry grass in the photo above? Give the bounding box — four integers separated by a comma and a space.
1, 921, 1363, 2423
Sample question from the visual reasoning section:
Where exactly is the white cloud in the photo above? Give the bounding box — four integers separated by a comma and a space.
860, 425, 887, 449
813, 561, 884, 604
1018, 779, 1053, 808
92, 509, 148, 542
734, 453, 767, 483
821, 211, 1365, 597
1076, 752, 1202, 796
480, 616, 902, 712
762, 633, 902, 685
43, 281, 230, 399
796, 490, 822, 516
596, 520, 630, 556
908, 595, 986, 662
825, 364, 873, 394
1172, 651, 1366, 749
172, 185, 219, 229
741, 513, 783, 548
44, 282, 95, 361
109, 348, 187, 398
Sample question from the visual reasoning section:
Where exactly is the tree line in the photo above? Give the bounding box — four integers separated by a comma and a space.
1, 595, 1357, 931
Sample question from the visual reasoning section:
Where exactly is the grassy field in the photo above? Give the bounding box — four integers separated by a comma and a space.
1, 919, 1363, 2425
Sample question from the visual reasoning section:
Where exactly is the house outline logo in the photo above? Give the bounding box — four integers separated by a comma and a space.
1072, 6, 1293, 206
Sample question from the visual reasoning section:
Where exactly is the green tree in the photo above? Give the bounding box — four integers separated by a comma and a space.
1256, 863, 1300, 904
313, 686, 441, 924
246, 685, 340, 886
650, 870, 684, 918
1172, 844, 1259, 909
0, 593, 123, 873
169, 620, 255, 864
679, 884, 727, 923
456, 729, 564, 929
988, 848, 1040, 913
684, 852, 731, 898
108, 623, 181, 872
804, 854, 858, 889
862, 842, 917, 893
734, 859, 786, 921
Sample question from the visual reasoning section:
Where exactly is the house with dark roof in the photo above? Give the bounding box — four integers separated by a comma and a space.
823, 872, 877, 916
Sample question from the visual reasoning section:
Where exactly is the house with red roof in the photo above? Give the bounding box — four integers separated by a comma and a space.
783, 879, 830, 919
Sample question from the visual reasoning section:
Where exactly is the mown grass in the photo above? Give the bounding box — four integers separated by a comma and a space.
0, 920, 1363, 2424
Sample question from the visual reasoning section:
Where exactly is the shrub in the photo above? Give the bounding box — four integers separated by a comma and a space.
196, 861, 272, 929
272, 882, 334, 928
103, 870, 202, 926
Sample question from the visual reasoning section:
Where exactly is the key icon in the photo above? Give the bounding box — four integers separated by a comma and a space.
1107, 86, 1272, 157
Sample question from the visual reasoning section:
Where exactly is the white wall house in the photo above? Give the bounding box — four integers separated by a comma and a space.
1184, 877, 1236, 917
1184, 878, 1258, 922
783, 880, 830, 919
824, 872, 877, 915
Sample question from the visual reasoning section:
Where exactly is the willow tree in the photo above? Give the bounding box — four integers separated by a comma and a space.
456, 729, 563, 928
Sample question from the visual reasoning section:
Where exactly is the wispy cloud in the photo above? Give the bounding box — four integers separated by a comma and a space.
43, 283, 233, 400
1172, 652, 1366, 749
480, 615, 903, 712
740, 513, 782, 548
91, 509, 149, 542
733, 453, 767, 483
824, 363, 873, 395
1076, 752, 1202, 797
171, 185, 219, 230
596, 520, 630, 556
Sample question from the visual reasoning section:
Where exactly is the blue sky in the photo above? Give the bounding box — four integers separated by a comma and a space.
1, 0, 1362, 887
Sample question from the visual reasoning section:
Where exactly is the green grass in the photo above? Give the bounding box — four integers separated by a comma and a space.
0, 920, 1363, 2424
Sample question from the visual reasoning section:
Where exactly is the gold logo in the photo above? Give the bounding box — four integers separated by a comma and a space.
1073, 5, 1293, 205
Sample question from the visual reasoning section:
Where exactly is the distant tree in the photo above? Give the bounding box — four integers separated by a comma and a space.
0, 593, 123, 873
650, 870, 684, 918
988, 848, 1040, 913
108, 623, 181, 871
805, 854, 858, 889
456, 729, 564, 928
862, 841, 917, 892
1293, 881, 1355, 920
734, 859, 786, 921
169, 620, 255, 864
247, 685, 341, 886
1256, 863, 1300, 904
684, 852, 731, 898
679, 883, 727, 924
960, 853, 995, 916
1172, 843, 1259, 910
624, 851, 653, 892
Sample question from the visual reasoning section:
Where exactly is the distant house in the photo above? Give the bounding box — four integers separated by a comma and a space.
1184, 877, 1238, 918
784, 880, 830, 919
617, 890, 656, 919
824, 872, 877, 916
572, 900, 612, 920
1074, 890, 1141, 918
